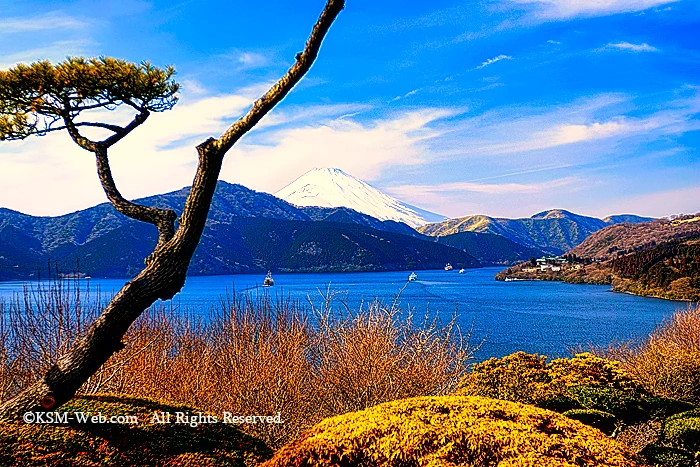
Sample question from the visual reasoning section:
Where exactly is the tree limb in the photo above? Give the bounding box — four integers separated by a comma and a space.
214, 0, 344, 154
94, 146, 177, 248
101, 110, 149, 148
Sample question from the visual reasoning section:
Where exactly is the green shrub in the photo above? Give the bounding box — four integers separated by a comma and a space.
0, 395, 271, 467
536, 393, 582, 413
641, 445, 695, 467
568, 385, 647, 423
562, 409, 618, 434
261, 395, 644, 467
641, 398, 696, 419
664, 417, 700, 451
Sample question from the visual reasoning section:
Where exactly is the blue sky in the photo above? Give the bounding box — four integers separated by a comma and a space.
0, 0, 698, 219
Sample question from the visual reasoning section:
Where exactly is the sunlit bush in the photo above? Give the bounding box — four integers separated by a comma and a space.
458, 351, 639, 406
261, 395, 643, 467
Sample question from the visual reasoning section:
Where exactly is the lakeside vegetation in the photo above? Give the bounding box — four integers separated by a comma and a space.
1, 280, 699, 465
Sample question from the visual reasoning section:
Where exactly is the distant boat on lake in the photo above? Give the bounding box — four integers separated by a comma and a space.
408, 272, 418, 281
444, 263, 453, 271
459, 268, 465, 274
263, 271, 274, 287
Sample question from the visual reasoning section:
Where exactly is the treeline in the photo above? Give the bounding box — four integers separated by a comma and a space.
611, 238, 700, 290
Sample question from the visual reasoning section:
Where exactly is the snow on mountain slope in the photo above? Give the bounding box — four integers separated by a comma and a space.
274, 168, 447, 228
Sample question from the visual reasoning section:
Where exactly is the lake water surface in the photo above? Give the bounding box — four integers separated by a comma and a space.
0, 267, 685, 360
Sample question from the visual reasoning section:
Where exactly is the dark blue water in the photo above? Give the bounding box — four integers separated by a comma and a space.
0, 268, 685, 360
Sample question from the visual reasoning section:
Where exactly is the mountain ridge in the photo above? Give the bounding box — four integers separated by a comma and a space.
418, 210, 655, 254
0, 182, 478, 280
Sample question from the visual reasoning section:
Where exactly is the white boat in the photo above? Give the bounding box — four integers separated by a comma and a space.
444, 263, 453, 271
459, 268, 465, 274
408, 272, 418, 281
263, 271, 274, 286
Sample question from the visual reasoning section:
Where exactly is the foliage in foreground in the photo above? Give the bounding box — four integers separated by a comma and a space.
0, 283, 471, 449
0, 394, 271, 467
458, 348, 700, 466
261, 395, 643, 467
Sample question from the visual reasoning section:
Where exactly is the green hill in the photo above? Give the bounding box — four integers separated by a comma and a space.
432, 231, 546, 265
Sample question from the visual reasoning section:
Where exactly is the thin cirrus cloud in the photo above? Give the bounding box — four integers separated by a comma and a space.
436, 92, 700, 159
0, 12, 86, 33
476, 54, 513, 69
602, 42, 659, 52
508, 0, 679, 19
389, 177, 579, 197
237, 52, 268, 69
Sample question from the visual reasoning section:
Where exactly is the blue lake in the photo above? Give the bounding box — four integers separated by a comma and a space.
0, 267, 685, 361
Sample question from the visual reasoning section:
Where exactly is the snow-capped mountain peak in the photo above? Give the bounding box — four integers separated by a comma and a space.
274, 167, 447, 228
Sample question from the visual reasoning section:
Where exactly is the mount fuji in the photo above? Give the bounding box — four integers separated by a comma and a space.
274, 168, 447, 228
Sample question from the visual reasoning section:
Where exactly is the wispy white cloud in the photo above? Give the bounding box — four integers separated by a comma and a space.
438, 92, 700, 158
389, 176, 579, 197
0, 12, 86, 33
508, 0, 679, 19
476, 54, 513, 69
391, 88, 421, 102
601, 42, 659, 52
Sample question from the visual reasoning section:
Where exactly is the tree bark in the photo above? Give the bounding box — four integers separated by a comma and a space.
0, 0, 344, 421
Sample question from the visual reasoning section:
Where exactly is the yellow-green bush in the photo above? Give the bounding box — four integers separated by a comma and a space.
664, 416, 700, 452
548, 352, 639, 393
261, 395, 643, 467
567, 385, 647, 423
457, 351, 551, 404
459, 351, 639, 406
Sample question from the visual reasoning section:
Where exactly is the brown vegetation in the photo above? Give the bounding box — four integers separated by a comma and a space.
600, 304, 700, 403
0, 282, 472, 448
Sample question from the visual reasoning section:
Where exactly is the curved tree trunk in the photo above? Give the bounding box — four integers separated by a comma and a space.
0, 0, 344, 421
